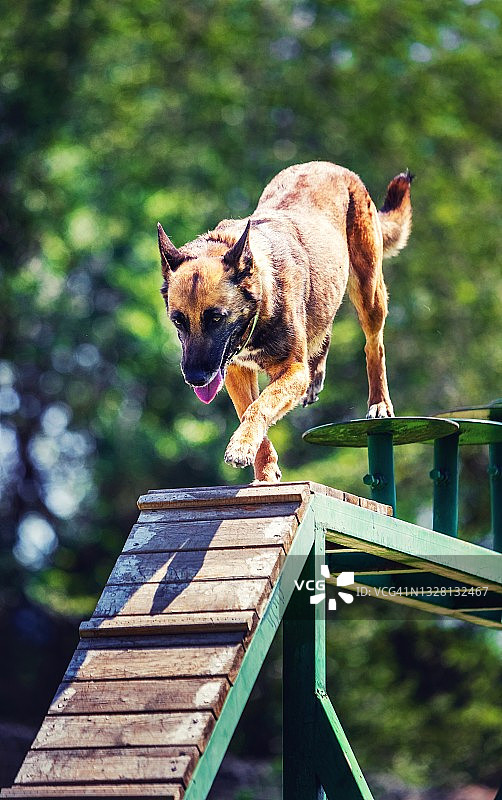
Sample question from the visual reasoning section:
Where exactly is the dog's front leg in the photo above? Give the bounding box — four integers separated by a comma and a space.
224, 358, 309, 473
224, 364, 281, 482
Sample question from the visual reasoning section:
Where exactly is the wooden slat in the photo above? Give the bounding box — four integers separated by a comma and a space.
63, 643, 245, 683
33, 712, 214, 751
15, 746, 196, 785
142, 481, 393, 516
138, 481, 392, 517
76, 633, 244, 650
297, 482, 344, 501
137, 501, 300, 524
80, 611, 256, 638
4, 784, 184, 798
94, 577, 271, 617
285, 481, 392, 516
49, 678, 230, 716
342, 492, 360, 506
308, 482, 392, 516
137, 483, 310, 510
359, 496, 382, 512
105, 547, 284, 585
123, 516, 298, 554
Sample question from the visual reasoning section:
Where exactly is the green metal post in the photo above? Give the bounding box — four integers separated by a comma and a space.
431, 432, 459, 537
489, 442, 502, 551
364, 433, 396, 514
283, 523, 326, 800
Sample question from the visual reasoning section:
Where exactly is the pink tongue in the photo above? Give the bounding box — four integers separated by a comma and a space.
193, 369, 224, 404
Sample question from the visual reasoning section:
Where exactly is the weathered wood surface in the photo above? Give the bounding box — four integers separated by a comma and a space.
105, 547, 284, 585
138, 487, 391, 520
2, 481, 394, 798
137, 483, 311, 510
123, 516, 298, 554
15, 746, 197, 785
75, 633, 245, 650
290, 480, 392, 515
137, 501, 301, 524
5, 785, 184, 798
80, 611, 257, 638
63, 643, 245, 683
141, 481, 391, 515
33, 712, 215, 750
49, 677, 230, 716
94, 577, 272, 617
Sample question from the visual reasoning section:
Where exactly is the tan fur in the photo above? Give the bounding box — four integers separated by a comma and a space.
158, 161, 412, 482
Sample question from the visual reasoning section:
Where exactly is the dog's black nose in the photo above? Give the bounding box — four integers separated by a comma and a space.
183, 367, 214, 387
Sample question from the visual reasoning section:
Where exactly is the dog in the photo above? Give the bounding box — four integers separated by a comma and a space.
157, 161, 412, 482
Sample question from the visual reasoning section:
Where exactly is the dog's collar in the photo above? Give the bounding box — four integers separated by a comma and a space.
229, 311, 259, 362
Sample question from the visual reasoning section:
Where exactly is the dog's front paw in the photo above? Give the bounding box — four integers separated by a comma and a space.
224, 429, 260, 469
367, 400, 394, 419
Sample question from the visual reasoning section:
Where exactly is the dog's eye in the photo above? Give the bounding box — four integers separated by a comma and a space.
204, 310, 227, 328
171, 312, 187, 330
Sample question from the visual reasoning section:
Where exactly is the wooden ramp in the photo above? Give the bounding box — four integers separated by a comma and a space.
1, 483, 390, 799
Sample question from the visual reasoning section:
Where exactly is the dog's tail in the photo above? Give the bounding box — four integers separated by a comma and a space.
378, 170, 413, 258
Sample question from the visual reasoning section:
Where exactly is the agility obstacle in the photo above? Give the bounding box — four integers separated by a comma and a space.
1, 407, 501, 799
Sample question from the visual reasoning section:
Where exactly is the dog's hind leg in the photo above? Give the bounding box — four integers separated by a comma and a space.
347, 185, 394, 419
303, 331, 331, 406
224, 363, 282, 483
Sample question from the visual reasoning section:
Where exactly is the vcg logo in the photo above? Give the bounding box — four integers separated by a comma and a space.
294, 566, 355, 612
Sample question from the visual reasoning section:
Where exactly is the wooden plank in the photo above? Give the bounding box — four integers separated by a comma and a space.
15, 746, 196, 785
137, 483, 310, 510
105, 547, 284, 585
296, 482, 343, 502
80, 611, 257, 638
123, 516, 298, 554
137, 502, 300, 524
76, 633, 245, 650
4, 784, 184, 798
63, 643, 245, 683
48, 678, 230, 716
342, 491, 360, 507
94, 577, 271, 618
143, 481, 391, 516
33, 712, 214, 751
359, 496, 384, 512
304, 481, 392, 515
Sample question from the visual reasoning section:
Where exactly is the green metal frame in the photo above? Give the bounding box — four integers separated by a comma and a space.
183, 490, 502, 800
431, 432, 459, 537
365, 432, 396, 513
490, 442, 502, 552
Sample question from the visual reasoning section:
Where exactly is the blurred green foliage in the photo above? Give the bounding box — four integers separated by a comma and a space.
1, 0, 501, 793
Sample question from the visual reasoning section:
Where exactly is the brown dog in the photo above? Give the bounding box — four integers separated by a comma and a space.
158, 161, 412, 482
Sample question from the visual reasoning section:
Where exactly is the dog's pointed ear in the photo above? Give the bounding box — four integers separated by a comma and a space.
223, 221, 252, 277
157, 222, 184, 275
